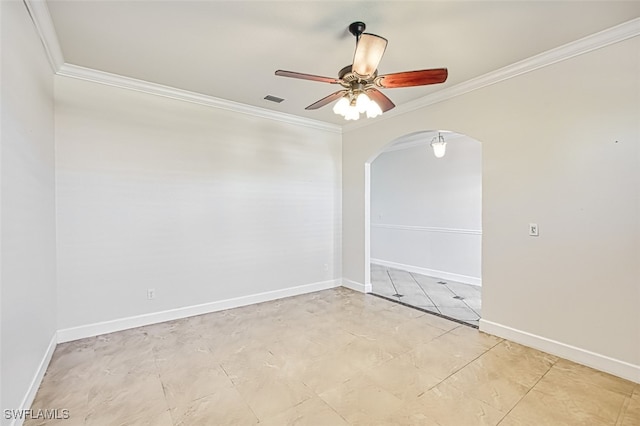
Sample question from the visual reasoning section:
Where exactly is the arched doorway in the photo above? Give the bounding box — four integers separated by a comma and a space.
365, 130, 482, 327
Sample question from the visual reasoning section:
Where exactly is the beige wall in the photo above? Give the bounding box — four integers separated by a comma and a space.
343, 36, 640, 375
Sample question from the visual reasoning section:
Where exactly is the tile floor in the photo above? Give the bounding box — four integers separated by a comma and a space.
371, 264, 482, 327
27, 288, 638, 425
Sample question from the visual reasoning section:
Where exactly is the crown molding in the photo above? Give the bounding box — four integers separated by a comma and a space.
344, 17, 640, 132
23, 0, 341, 134
57, 64, 342, 133
24, 0, 637, 135
23, 0, 64, 72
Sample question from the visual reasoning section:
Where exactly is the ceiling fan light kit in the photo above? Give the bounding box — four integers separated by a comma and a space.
275, 21, 448, 122
332, 84, 382, 121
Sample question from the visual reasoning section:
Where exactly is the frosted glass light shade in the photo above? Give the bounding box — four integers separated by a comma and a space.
431, 140, 447, 158
333, 96, 350, 115
355, 92, 371, 113
366, 100, 382, 118
344, 106, 360, 121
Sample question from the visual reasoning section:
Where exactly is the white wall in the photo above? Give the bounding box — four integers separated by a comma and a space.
343, 36, 640, 379
370, 135, 482, 284
55, 76, 342, 331
0, 1, 57, 422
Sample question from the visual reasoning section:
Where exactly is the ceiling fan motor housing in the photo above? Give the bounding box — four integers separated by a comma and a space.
339, 65, 377, 85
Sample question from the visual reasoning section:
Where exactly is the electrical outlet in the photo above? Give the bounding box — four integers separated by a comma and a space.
529, 223, 539, 236
147, 288, 156, 300
323, 263, 329, 272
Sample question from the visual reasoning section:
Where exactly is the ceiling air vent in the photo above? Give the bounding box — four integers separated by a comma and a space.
264, 95, 284, 103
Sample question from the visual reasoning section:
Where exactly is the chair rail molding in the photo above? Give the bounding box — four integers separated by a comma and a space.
371, 223, 482, 235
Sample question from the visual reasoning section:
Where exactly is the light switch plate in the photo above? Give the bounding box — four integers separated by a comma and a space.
529, 223, 539, 236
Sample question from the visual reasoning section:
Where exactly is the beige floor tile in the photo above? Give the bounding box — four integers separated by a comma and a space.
336, 311, 395, 339
121, 410, 173, 426
266, 334, 333, 363
617, 388, 640, 426
494, 414, 530, 426
26, 289, 637, 426
363, 404, 442, 426
22, 410, 85, 426
84, 372, 168, 426
550, 358, 636, 396
339, 334, 411, 371
383, 301, 428, 319
446, 359, 531, 412
472, 340, 557, 388
233, 374, 315, 421
374, 303, 429, 326
448, 324, 503, 350
530, 363, 630, 424
292, 351, 362, 394
410, 381, 505, 426
219, 346, 284, 385
404, 333, 487, 380
29, 374, 90, 417
43, 340, 105, 383
159, 362, 234, 414
297, 319, 358, 349
505, 388, 616, 426
441, 337, 554, 414
363, 352, 442, 401
259, 397, 349, 426
319, 374, 405, 424
410, 311, 461, 331
383, 316, 450, 347
170, 387, 259, 425
86, 370, 162, 407
154, 340, 220, 375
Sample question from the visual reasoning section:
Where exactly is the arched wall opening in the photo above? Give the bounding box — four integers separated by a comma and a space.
365, 130, 483, 325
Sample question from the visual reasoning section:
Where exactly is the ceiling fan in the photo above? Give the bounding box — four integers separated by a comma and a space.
275, 21, 448, 120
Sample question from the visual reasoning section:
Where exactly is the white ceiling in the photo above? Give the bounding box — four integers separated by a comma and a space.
46, 1, 640, 126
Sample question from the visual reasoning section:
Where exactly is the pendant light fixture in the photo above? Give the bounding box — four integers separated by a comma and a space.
430, 132, 447, 158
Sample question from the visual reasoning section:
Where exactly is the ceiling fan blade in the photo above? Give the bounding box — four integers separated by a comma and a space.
352, 33, 387, 77
305, 90, 349, 110
375, 68, 448, 88
365, 88, 395, 112
275, 70, 340, 84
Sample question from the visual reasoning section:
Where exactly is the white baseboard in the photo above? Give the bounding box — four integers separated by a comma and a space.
342, 278, 372, 293
342, 278, 371, 293
371, 258, 482, 287
57, 279, 340, 343
480, 319, 640, 384
10, 333, 57, 426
